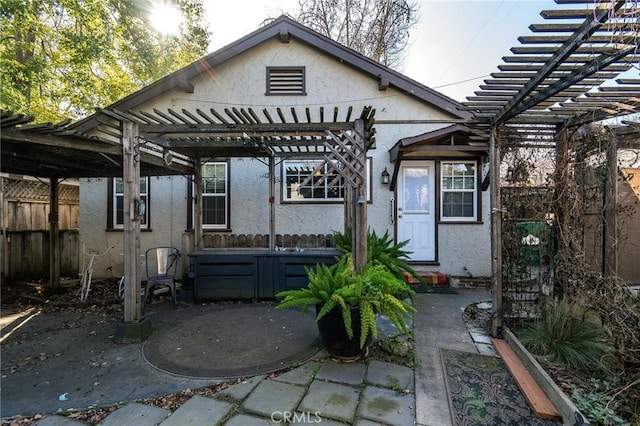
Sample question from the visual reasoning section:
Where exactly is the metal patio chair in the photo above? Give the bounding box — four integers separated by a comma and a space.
143, 247, 181, 311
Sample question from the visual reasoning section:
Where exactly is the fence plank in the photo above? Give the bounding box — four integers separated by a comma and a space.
6, 230, 79, 282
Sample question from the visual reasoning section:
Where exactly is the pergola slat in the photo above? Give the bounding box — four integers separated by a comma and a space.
195, 109, 215, 124
210, 108, 230, 125
152, 108, 178, 124
181, 109, 205, 124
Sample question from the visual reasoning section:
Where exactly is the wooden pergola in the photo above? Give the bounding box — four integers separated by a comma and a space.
458, 0, 640, 336
1, 0, 638, 340
1, 105, 375, 339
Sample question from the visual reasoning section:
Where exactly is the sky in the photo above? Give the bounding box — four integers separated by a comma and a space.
201, 0, 552, 102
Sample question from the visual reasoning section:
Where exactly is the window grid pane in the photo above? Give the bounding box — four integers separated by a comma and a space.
284, 161, 345, 201
202, 162, 228, 227
441, 162, 476, 220
114, 177, 149, 228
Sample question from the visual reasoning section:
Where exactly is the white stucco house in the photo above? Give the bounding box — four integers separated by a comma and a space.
74, 16, 491, 287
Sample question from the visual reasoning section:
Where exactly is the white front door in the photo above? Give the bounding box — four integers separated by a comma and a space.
397, 161, 436, 261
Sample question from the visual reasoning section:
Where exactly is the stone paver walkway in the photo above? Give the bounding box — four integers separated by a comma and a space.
31, 289, 493, 426
35, 356, 416, 425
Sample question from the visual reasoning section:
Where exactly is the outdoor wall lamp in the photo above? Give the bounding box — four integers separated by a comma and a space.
135, 198, 146, 218
381, 167, 390, 185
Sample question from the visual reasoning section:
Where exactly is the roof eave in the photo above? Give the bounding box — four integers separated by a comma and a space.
72, 16, 469, 132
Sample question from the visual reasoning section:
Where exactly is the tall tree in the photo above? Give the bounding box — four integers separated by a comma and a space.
294, 0, 419, 68
0, 0, 210, 122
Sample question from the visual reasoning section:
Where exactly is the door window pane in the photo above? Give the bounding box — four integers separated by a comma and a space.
403, 167, 429, 212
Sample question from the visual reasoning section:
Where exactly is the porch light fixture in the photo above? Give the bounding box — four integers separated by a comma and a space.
381, 167, 390, 185
357, 193, 366, 204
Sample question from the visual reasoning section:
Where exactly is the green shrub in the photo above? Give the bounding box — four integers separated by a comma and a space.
333, 228, 424, 284
276, 255, 416, 349
571, 379, 628, 426
518, 298, 611, 370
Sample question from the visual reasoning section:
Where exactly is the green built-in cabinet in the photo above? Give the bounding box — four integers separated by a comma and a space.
189, 249, 340, 301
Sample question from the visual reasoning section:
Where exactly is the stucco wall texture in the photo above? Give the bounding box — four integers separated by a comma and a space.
80, 38, 491, 279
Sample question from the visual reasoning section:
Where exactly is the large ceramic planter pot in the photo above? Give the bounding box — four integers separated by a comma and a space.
316, 304, 371, 360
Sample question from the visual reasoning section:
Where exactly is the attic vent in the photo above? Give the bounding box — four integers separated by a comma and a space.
266, 67, 306, 95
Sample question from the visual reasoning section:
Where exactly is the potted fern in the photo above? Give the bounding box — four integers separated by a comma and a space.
275, 254, 415, 360
333, 229, 425, 285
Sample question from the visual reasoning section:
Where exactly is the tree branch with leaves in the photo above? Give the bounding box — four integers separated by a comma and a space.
294, 0, 419, 68
0, 0, 211, 122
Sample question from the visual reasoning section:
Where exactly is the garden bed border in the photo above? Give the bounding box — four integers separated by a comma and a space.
504, 327, 589, 426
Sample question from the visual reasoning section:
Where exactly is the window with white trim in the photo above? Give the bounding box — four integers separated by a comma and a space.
202, 162, 228, 228
441, 161, 477, 221
112, 177, 149, 229
283, 159, 371, 203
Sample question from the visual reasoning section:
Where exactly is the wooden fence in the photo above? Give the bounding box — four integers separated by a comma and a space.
2, 178, 80, 282
5, 230, 79, 282
201, 233, 335, 249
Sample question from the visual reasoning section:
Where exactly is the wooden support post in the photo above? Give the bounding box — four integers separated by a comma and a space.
122, 121, 141, 324
490, 127, 503, 337
115, 120, 151, 342
194, 158, 203, 251
604, 135, 618, 276
0, 179, 6, 285
49, 177, 60, 287
269, 156, 276, 250
554, 125, 569, 295
102, 121, 148, 342
344, 186, 353, 234
353, 119, 367, 273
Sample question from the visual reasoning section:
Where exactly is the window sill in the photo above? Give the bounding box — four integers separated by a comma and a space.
106, 228, 152, 232
438, 220, 484, 225
281, 200, 345, 205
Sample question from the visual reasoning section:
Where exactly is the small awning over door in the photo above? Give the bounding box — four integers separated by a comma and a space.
388, 124, 488, 189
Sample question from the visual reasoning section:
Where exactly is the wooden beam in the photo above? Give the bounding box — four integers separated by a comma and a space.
493, 0, 627, 124
604, 135, 618, 276
490, 127, 503, 337
48, 178, 60, 287
354, 119, 367, 273
140, 122, 354, 135
194, 159, 203, 251
122, 121, 142, 323
1, 129, 121, 153
269, 156, 276, 251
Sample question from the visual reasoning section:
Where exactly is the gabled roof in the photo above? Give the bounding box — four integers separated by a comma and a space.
389, 124, 487, 162
72, 15, 470, 132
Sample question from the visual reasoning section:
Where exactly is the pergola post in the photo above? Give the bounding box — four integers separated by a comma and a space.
48, 177, 60, 287
353, 119, 367, 273
344, 187, 353, 234
490, 126, 503, 337
114, 120, 151, 343
193, 158, 203, 251
554, 124, 569, 296
269, 156, 276, 250
604, 134, 618, 276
